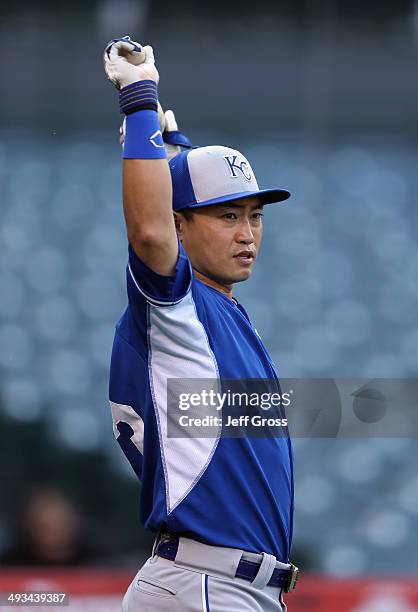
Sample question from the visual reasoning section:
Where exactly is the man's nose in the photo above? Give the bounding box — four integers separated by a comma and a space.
235, 219, 255, 244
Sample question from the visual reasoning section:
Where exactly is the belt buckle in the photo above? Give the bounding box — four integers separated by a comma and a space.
284, 563, 299, 593
151, 531, 163, 557
152, 530, 170, 556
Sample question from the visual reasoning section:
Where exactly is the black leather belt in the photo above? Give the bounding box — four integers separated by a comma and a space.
155, 536, 299, 593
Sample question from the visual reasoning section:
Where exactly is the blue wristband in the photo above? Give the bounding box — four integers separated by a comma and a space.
123, 110, 167, 159
119, 80, 158, 115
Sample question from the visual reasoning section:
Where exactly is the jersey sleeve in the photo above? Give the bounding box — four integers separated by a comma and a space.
109, 331, 148, 479
127, 238, 193, 308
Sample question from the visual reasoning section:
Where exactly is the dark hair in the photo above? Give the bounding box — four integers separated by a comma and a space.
179, 208, 194, 221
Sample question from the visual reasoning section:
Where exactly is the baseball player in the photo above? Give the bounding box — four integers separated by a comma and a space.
104, 36, 297, 611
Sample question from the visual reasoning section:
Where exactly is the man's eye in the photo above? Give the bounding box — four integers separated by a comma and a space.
252, 213, 264, 220
222, 213, 237, 219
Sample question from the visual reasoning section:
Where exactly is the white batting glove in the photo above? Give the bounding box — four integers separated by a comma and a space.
163, 110, 182, 160
104, 35, 159, 89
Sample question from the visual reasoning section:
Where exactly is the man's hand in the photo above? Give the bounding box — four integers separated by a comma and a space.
104, 35, 158, 89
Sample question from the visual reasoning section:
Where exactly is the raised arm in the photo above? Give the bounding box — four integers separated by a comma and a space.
104, 37, 178, 275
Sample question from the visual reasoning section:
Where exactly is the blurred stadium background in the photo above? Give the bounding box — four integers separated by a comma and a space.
1, 0, 418, 609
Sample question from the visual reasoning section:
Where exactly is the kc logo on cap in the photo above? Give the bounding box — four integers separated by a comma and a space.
223, 155, 252, 182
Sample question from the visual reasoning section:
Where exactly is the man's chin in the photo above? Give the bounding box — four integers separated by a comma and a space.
230, 268, 253, 283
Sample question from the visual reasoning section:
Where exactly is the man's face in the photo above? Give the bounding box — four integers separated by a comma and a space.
176, 197, 264, 289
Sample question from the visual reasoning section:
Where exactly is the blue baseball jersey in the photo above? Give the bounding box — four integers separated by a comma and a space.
109, 241, 294, 562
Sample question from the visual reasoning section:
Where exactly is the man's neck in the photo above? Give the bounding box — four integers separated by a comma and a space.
193, 269, 233, 300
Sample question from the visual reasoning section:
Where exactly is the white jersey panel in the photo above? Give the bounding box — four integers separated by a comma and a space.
148, 291, 221, 514
110, 400, 145, 454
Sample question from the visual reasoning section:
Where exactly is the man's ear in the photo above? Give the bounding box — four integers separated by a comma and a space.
173, 212, 183, 239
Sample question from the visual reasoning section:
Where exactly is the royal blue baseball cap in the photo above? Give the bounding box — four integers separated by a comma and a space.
169, 145, 290, 212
